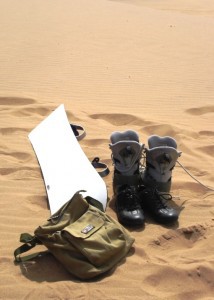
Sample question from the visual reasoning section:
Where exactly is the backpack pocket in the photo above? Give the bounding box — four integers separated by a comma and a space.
62, 208, 127, 267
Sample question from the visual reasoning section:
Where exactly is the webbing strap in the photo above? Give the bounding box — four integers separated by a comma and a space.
91, 157, 110, 177
70, 124, 86, 141
177, 160, 214, 192
14, 233, 41, 262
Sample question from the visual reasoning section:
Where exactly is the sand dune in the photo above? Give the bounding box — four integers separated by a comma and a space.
0, 0, 214, 299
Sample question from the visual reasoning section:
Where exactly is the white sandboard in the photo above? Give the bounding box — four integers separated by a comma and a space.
28, 104, 107, 214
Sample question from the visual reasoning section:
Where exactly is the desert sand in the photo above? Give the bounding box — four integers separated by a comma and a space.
0, 0, 214, 299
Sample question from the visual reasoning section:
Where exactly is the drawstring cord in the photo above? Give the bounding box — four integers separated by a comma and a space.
176, 160, 214, 192
140, 148, 214, 193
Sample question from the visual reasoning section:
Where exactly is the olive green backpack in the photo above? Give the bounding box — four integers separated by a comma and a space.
14, 192, 134, 280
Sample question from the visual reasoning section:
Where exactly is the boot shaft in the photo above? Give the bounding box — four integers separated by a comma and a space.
109, 130, 144, 176
143, 135, 181, 192
109, 130, 145, 226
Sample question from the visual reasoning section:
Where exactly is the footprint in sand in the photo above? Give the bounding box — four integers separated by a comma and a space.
0, 97, 36, 106
0, 97, 55, 118
199, 130, 214, 137
149, 222, 214, 284
0, 150, 31, 161
185, 105, 214, 116
143, 123, 181, 137
82, 138, 109, 146
0, 166, 40, 176
196, 145, 214, 157
152, 224, 209, 248
0, 127, 29, 135
142, 123, 199, 140
89, 113, 152, 127
12, 105, 55, 117
89, 114, 199, 141
26, 195, 49, 210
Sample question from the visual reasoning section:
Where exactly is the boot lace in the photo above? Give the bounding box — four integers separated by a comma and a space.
149, 188, 172, 209
118, 185, 141, 211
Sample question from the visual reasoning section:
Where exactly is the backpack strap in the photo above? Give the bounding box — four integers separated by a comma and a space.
91, 157, 110, 177
70, 124, 86, 141
14, 233, 43, 262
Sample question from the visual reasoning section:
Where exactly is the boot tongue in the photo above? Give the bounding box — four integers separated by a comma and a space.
110, 141, 142, 175
110, 130, 143, 175
148, 145, 181, 172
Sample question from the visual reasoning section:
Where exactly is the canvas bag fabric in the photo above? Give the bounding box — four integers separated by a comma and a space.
14, 192, 135, 280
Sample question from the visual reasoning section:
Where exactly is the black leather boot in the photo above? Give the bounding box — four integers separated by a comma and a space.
113, 173, 145, 226
110, 130, 145, 226
139, 186, 179, 224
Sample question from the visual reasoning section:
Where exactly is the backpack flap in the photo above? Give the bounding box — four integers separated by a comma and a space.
62, 207, 132, 268
62, 210, 104, 239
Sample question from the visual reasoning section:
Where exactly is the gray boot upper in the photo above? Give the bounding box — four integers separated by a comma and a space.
143, 135, 182, 191
109, 130, 144, 176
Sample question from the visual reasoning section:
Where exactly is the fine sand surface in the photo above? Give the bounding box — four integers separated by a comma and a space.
0, 0, 214, 299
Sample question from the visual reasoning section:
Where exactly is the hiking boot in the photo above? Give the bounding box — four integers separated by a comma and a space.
142, 135, 182, 192
139, 186, 179, 224
110, 130, 145, 226
115, 185, 145, 226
